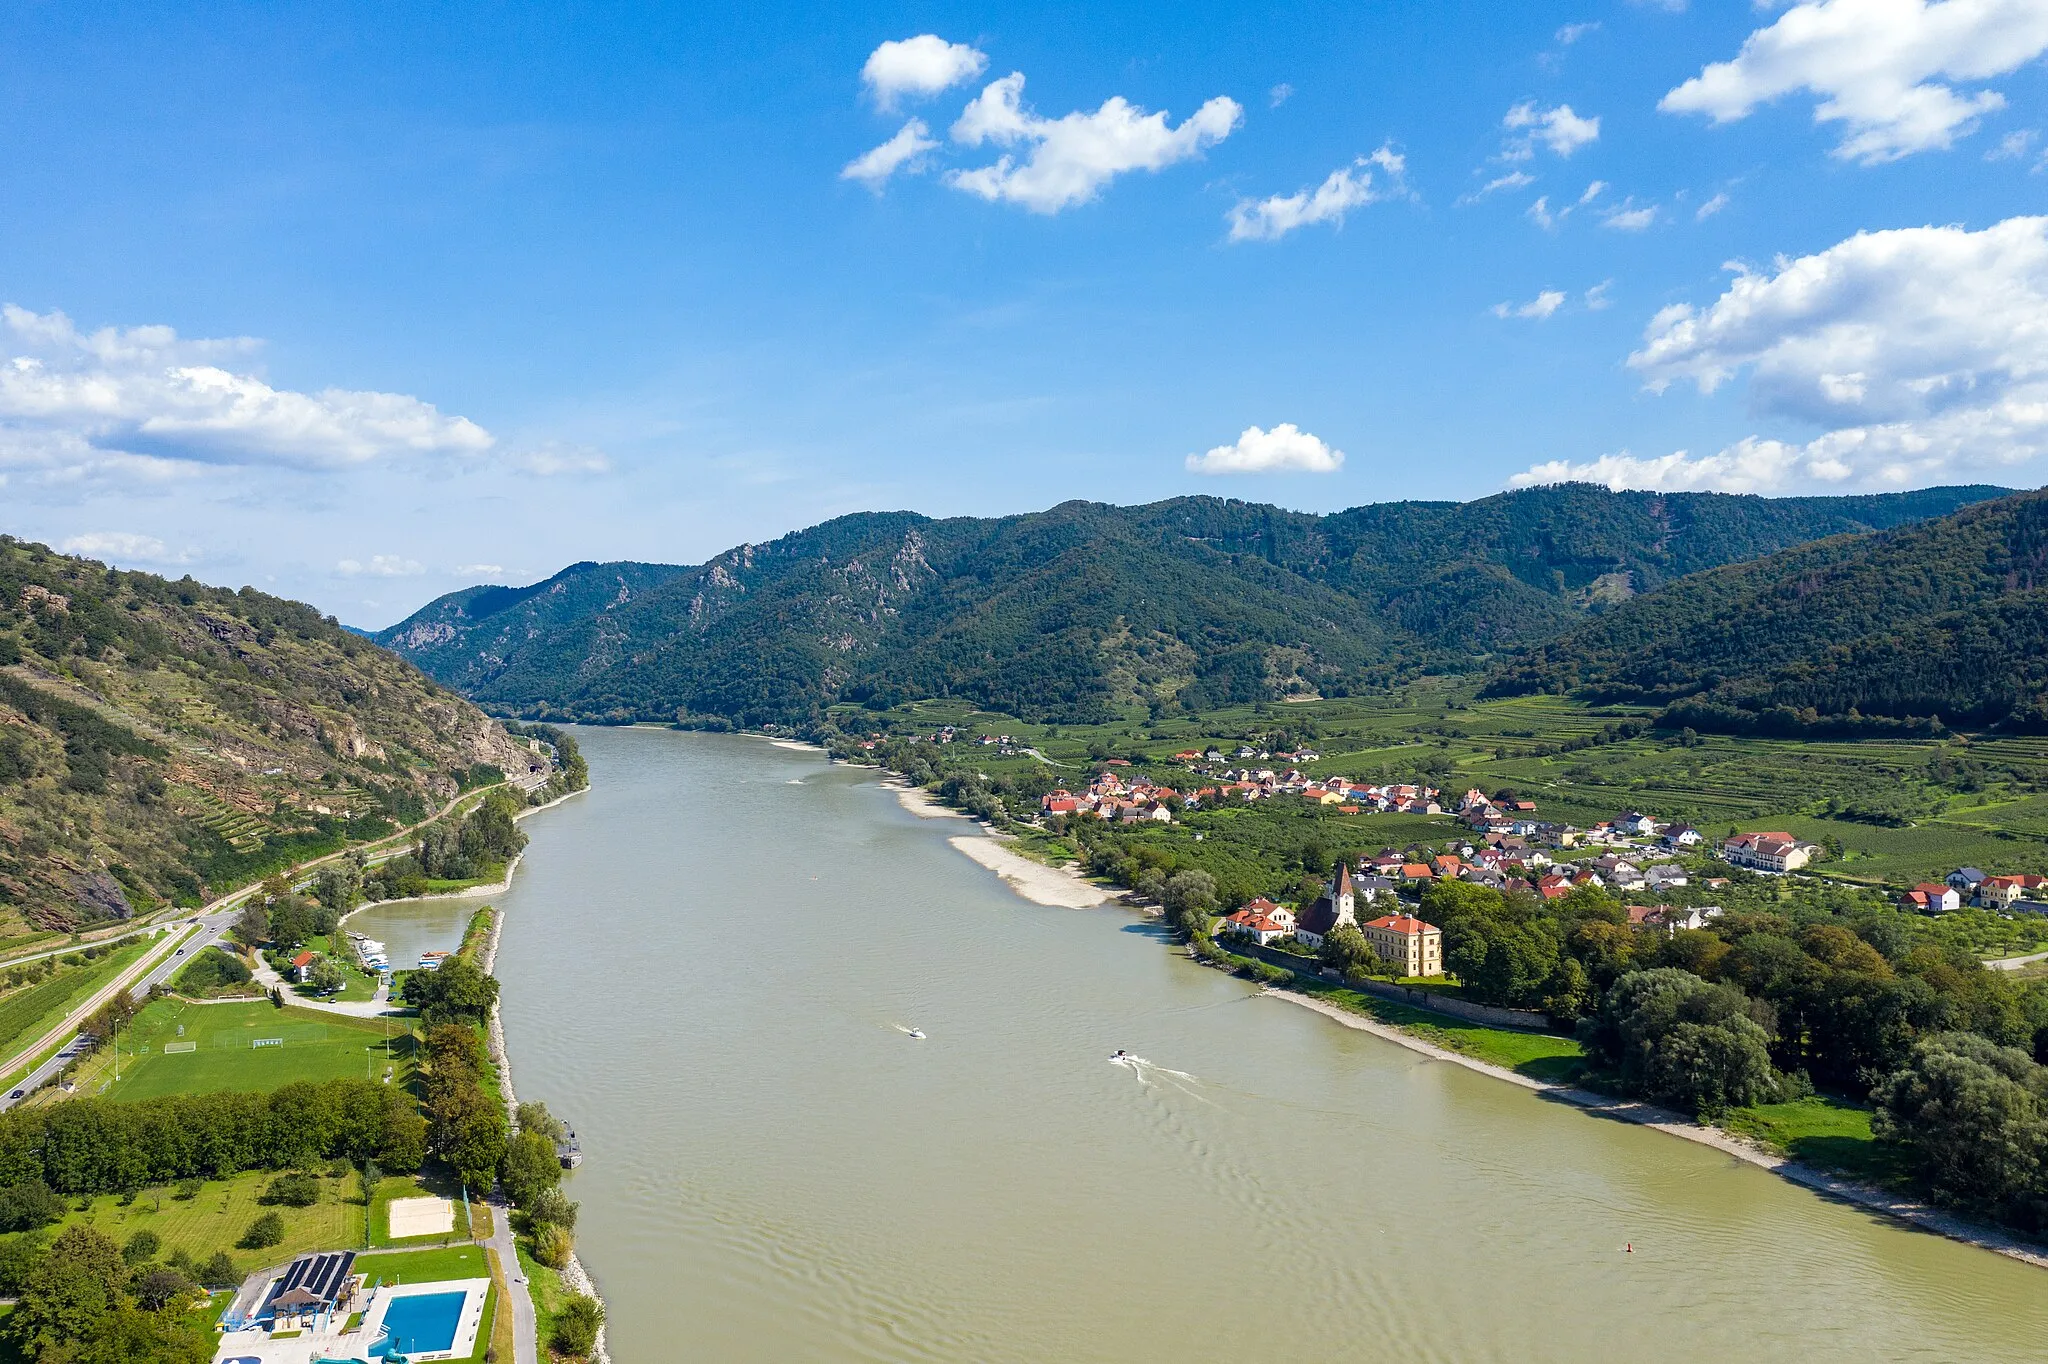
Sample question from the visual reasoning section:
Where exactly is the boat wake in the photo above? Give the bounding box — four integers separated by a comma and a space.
1110, 1054, 1214, 1103
890, 1023, 927, 1039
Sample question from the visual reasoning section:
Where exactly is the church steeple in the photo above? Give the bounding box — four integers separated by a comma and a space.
1332, 860, 1355, 928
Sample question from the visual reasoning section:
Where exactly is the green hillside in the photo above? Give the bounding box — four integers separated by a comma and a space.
1484, 487, 2048, 734
375, 484, 2005, 728
0, 537, 541, 937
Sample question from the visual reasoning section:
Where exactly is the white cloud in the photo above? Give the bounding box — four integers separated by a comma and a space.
1503, 101, 1601, 158
1987, 128, 2038, 160
0, 305, 491, 482
1462, 171, 1535, 203
1227, 146, 1407, 242
1492, 289, 1568, 320
860, 35, 987, 111
1185, 423, 1344, 475
946, 72, 1241, 213
1513, 214, 2048, 491
1696, 191, 1731, 220
58, 532, 192, 565
1556, 21, 1602, 44
1602, 200, 1657, 230
452, 563, 504, 577
1585, 280, 1614, 310
842, 120, 939, 187
1527, 196, 1557, 230
1269, 82, 1295, 107
1528, 185, 1603, 231
1660, 0, 2048, 164
337, 555, 425, 577
509, 444, 612, 476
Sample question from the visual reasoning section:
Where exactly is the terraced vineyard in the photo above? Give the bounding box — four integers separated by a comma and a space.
173, 786, 268, 853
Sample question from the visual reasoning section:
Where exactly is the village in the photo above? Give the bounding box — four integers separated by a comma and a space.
989, 737, 2048, 981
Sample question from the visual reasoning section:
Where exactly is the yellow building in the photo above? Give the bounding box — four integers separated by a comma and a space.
1362, 913, 1444, 978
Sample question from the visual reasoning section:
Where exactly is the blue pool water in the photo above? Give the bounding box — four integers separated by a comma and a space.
373, 1290, 466, 1357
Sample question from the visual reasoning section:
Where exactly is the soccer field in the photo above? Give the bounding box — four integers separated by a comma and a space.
100, 998, 410, 1101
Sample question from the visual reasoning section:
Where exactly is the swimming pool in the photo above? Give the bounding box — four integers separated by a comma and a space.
372, 1290, 466, 1357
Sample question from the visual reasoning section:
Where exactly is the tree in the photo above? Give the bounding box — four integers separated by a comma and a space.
231, 901, 269, 949
1872, 1032, 2048, 1222
525, 1186, 578, 1231
8, 1225, 126, 1353
0, 1180, 65, 1232
404, 956, 500, 1027
534, 1222, 574, 1270
239, 1211, 284, 1249
1317, 924, 1379, 977
1580, 968, 1780, 1114
516, 1101, 567, 1145
121, 1230, 160, 1265
501, 1129, 562, 1209
307, 959, 348, 996
131, 1265, 192, 1311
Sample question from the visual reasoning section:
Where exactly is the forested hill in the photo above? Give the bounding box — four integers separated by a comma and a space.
1482, 486, 2048, 734
0, 537, 537, 936
375, 484, 2004, 729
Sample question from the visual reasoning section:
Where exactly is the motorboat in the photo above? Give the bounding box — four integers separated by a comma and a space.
907, 1028, 926, 1040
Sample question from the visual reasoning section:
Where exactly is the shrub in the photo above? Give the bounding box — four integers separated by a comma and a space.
552, 1295, 604, 1356
239, 1211, 284, 1249
122, 1229, 161, 1265
533, 1222, 573, 1270
198, 1251, 237, 1286
262, 1172, 320, 1208
525, 1186, 578, 1231
175, 1178, 203, 1200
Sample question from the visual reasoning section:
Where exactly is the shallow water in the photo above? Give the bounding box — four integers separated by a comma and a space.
483, 727, 2048, 1363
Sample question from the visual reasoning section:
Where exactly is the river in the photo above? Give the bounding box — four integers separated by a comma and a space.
353, 727, 2048, 1362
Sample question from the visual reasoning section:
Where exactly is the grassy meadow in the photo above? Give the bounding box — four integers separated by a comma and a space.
70, 997, 408, 1103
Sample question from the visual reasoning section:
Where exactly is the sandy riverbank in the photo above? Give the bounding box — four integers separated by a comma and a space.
1261, 984, 2048, 1271
886, 780, 968, 819
949, 836, 1110, 909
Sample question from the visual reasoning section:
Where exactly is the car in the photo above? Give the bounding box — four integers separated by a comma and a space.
175, 948, 185, 956
7, 1091, 20, 1100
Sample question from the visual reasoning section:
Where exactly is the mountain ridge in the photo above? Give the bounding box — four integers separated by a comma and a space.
376, 484, 2012, 727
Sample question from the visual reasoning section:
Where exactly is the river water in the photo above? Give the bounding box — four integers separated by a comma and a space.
355, 727, 2048, 1362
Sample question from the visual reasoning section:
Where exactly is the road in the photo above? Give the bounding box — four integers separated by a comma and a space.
0, 911, 229, 1110
482, 1198, 540, 1364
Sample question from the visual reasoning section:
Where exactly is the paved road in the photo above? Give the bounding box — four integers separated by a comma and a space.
482, 1198, 540, 1364
0, 912, 229, 1111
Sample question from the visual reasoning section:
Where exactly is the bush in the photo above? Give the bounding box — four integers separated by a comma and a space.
524, 1186, 578, 1231
121, 1229, 160, 1265
262, 1172, 320, 1207
198, 1251, 237, 1287
552, 1295, 604, 1356
533, 1221, 574, 1270
174, 1178, 203, 1200
239, 1211, 284, 1249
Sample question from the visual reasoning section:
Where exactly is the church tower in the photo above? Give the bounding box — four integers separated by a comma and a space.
1332, 860, 1356, 928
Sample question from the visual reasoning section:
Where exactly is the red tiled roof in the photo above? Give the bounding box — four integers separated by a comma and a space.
1364, 914, 1436, 936
291, 951, 316, 968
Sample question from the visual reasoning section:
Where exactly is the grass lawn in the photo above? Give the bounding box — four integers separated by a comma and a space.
0, 937, 154, 1062
25, 1167, 363, 1272
356, 1243, 487, 1284
82, 997, 409, 1102
486, 1246, 517, 1361
516, 1238, 583, 1357
1291, 976, 1587, 1082
368, 1172, 474, 1248
1722, 1095, 1914, 1187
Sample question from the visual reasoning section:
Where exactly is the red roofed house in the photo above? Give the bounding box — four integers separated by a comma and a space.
1361, 913, 1443, 977
1905, 882, 1960, 913
1721, 832, 1817, 872
1219, 898, 1296, 945
290, 950, 317, 984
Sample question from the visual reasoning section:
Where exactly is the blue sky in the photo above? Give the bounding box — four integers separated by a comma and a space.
4, 0, 2047, 625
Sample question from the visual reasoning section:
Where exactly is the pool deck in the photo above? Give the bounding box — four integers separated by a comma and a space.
212, 1276, 491, 1364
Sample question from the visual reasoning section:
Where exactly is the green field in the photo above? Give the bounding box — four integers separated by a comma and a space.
85, 997, 409, 1102
1721, 1096, 1912, 1187
0, 937, 155, 1063
32, 1167, 363, 1271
